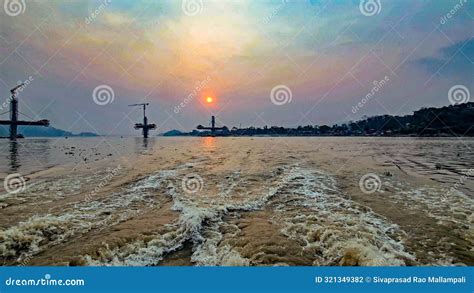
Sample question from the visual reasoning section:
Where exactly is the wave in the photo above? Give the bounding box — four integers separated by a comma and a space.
0, 170, 176, 263
84, 165, 415, 266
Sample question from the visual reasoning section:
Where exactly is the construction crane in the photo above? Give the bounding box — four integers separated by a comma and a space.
128, 103, 156, 138
197, 115, 228, 136
0, 84, 49, 139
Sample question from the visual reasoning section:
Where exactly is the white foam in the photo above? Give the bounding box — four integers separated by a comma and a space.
270, 167, 415, 266
379, 178, 474, 265
85, 166, 414, 266
83, 167, 295, 266
0, 170, 176, 262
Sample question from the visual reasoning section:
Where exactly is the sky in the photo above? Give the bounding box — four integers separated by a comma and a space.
0, 0, 473, 135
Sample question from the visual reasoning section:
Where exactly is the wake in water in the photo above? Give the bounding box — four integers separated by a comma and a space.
83, 164, 415, 266
0, 169, 176, 263
1, 138, 471, 266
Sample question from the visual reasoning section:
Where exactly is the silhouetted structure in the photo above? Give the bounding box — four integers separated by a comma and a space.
164, 102, 474, 137
129, 103, 156, 138
0, 84, 49, 139
197, 116, 229, 136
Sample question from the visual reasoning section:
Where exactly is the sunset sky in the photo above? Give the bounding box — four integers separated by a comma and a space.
0, 0, 473, 135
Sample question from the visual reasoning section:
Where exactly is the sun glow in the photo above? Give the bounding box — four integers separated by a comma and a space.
206, 96, 213, 103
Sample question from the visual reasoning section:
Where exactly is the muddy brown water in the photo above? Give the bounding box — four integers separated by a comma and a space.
0, 137, 472, 266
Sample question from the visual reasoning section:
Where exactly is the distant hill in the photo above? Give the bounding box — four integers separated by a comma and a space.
0, 125, 98, 137
161, 129, 200, 137
347, 102, 474, 136
161, 129, 184, 136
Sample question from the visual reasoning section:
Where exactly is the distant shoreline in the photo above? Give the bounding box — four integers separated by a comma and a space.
1, 135, 474, 139
164, 102, 474, 138
160, 134, 474, 138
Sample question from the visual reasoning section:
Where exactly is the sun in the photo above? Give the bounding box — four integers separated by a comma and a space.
206, 96, 213, 103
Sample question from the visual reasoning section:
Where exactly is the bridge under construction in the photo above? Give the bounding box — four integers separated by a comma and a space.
197, 116, 229, 136
0, 84, 49, 139
129, 103, 156, 138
